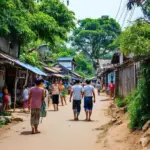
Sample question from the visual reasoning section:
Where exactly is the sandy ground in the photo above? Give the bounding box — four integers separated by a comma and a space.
0, 93, 111, 150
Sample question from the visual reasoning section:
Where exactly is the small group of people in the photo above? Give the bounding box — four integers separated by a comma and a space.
70, 79, 96, 121
1, 78, 97, 134
50, 80, 68, 111
24, 79, 68, 134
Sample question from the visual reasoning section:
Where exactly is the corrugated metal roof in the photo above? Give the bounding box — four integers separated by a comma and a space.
52, 74, 64, 78
51, 67, 61, 72
44, 67, 58, 73
0, 52, 47, 76
58, 57, 73, 61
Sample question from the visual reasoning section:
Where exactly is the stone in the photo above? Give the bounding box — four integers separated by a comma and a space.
109, 118, 117, 125
115, 121, 123, 125
143, 128, 150, 137
142, 120, 150, 132
115, 110, 120, 114
120, 107, 127, 113
0, 117, 6, 125
116, 115, 120, 119
4, 116, 12, 123
140, 137, 150, 147
109, 103, 116, 109
12, 117, 23, 122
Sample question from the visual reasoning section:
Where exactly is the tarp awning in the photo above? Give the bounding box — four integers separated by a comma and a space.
0, 52, 47, 76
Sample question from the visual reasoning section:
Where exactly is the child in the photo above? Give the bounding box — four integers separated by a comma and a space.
2, 87, 10, 111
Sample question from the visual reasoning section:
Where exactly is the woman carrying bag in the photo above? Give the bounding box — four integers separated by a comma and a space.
28, 79, 45, 134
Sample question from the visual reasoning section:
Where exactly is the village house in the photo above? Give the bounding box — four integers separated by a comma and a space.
58, 57, 75, 71
99, 51, 141, 98
0, 36, 47, 107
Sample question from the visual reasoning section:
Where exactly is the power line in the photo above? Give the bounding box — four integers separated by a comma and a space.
122, 9, 129, 28
127, 6, 135, 26
118, 3, 126, 22
115, 0, 123, 20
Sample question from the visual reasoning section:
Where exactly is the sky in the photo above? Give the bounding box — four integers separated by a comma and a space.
67, 0, 144, 28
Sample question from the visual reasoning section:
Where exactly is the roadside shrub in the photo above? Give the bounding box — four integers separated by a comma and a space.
124, 89, 138, 105
127, 92, 142, 129
115, 97, 126, 107
0, 119, 5, 128
0, 112, 11, 116
127, 64, 150, 129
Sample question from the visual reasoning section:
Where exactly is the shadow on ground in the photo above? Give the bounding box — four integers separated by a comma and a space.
20, 131, 32, 135
67, 119, 98, 122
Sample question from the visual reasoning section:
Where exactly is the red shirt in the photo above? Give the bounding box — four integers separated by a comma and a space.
109, 83, 115, 92
3, 94, 9, 104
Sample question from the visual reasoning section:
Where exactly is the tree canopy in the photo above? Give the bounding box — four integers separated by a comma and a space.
0, 0, 75, 45
120, 20, 150, 56
127, 0, 150, 21
71, 16, 121, 67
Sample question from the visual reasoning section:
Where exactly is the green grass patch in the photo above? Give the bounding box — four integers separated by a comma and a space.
115, 96, 126, 107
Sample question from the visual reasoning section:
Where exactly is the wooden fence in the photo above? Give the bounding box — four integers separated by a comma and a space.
116, 64, 137, 97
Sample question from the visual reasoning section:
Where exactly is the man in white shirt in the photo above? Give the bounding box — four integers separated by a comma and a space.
70, 79, 83, 120
83, 80, 96, 121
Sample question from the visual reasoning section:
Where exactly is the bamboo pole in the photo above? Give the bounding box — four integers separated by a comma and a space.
14, 69, 19, 112
23, 70, 29, 87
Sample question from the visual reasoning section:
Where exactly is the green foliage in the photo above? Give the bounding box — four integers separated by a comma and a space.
127, 92, 142, 129
39, 0, 75, 32
20, 51, 41, 68
0, 0, 75, 45
115, 96, 126, 107
71, 16, 121, 67
120, 20, 150, 56
74, 53, 94, 77
125, 64, 150, 129
127, 0, 150, 21
0, 120, 5, 128
0, 111, 11, 116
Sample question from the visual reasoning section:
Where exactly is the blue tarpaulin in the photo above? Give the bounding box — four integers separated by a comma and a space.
0, 52, 47, 76
16, 60, 47, 76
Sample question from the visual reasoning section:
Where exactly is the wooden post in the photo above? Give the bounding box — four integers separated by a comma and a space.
23, 70, 29, 87
14, 69, 19, 112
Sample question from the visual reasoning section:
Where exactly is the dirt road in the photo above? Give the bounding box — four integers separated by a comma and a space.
0, 94, 110, 150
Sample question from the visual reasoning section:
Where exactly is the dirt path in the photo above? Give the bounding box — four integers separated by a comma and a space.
0, 94, 111, 150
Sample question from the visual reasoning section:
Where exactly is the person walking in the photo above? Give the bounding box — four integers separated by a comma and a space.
69, 80, 83, 121
96, 82, 101, 96
52, 80, 60, 111
23, 86, 29, 112
109, 81, 115, 99
28, 79, 44, 134
59, 81, 67, 106
83, 80, 96, 121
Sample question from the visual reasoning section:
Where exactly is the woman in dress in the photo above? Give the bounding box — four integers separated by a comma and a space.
59, 81, 67, 106
28, 79, 44, 134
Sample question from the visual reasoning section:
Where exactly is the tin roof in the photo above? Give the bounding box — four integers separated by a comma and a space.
58, 57, 74, 61
0, 52, 47, 76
